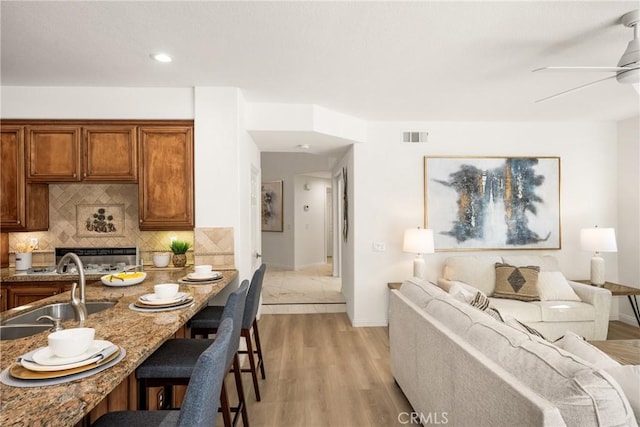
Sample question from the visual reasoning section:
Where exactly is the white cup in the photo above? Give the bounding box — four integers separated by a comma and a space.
15, 252, 32, 271
154, 283, 179, 300
152, 252, 171, 268
194, 265, 213, 276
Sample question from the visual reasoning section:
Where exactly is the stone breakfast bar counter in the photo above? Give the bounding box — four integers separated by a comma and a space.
0, 268, 238, 427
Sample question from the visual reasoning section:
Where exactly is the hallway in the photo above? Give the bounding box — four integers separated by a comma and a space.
261, 262, 346, 314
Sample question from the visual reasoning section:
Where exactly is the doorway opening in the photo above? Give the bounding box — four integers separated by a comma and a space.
260, 165, 345, 314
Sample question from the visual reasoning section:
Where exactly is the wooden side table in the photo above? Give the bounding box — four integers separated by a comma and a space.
387, 282, 402, 290
576, 280, 640, 326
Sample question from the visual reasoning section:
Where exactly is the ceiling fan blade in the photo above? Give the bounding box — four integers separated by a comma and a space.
533, 66, 630, 73
535, 74, 618, 103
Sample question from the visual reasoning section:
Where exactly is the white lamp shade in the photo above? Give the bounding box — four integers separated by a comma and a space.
403, 228, 435, 254
580, 228, 618, 253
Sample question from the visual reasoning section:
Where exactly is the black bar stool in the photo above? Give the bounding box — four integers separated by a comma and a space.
92, 317, 234, 426
136, 280, 250, 427
190, 264, 266, 401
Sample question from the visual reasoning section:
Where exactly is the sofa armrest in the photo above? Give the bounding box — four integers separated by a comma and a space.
568, 280, 612, 340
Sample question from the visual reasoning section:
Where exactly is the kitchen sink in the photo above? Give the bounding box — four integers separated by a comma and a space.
0, 325, 52, 341
1, 301, 117, 327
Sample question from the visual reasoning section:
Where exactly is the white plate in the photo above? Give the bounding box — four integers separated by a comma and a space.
187, 272, 221, 281
139, 292, 189, 305
31, 340, 113, 367
101, 272, 147, 287
128, 300, 194, 312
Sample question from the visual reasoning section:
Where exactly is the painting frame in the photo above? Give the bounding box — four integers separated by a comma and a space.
424, 156, 561, 251
262, 180, 284, 232
76, 204, 125, 237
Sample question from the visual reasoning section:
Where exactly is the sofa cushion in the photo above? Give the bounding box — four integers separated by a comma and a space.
537, 271, 581, 301
603, 365, 640, 422
534, 301, 596, 322
463, 319, 636, 427
494, 263, 541, 301
501, 255, 560, 272
399, 278, 447, 308
505, 317, 547, 340
554, 331, 620, 369
443, 255, 502, 295
489, 297, 542, 322
423, 297, 476, 336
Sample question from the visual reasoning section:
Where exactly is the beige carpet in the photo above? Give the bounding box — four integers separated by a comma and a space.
261, 263, 346, 314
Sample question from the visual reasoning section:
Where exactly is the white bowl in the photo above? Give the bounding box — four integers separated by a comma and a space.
194, 264, 213, 276
152, 252, 171, 268
48, 327, 96, 358
154, 283, 179, 300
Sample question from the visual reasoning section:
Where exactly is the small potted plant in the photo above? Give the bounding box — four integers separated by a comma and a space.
169, 240, 191, 268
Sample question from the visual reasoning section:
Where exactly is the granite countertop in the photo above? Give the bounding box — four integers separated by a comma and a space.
0, 268, 238, 427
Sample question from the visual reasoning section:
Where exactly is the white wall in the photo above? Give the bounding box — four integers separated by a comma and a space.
351, 121, 620, 326
333, 148, 355, 322
617, 116, 640, 325
194, 87, 261, 303
260, 152, 335, 269
294, 175, 331, 269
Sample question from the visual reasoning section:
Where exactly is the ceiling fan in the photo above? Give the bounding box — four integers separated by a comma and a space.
533, 9, 640, 103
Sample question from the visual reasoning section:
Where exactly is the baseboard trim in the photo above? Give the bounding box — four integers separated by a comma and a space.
618, 312, 639, 327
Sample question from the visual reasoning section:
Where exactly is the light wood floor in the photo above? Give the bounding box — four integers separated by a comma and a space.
232, 313, 412, 427
608, 320, 640, 339
222, 316, 640, 427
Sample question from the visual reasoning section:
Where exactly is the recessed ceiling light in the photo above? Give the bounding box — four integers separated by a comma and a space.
297, 144, 311, 149
151, 52, 172, 63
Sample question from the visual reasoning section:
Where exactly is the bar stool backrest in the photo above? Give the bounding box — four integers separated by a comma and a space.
243, 264, 266, 329
221, 279, 249, 368
177, 317, 233, 427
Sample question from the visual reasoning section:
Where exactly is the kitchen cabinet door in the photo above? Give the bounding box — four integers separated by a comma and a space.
26, 125, 82, 181
0, 125, 49, 231
138, 126, 194, 230
1, 287, 7, 312
83, 126, 138, 182
8, 284, 62, 309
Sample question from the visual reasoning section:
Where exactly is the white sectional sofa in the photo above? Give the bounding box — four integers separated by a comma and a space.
389, 279, 638, 427
439, 255, 612, 340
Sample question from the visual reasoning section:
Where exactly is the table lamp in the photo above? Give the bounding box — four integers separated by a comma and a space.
580, 226, 617, 286
403, 227, 435, 279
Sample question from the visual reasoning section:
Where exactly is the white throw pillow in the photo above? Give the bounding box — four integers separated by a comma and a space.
537, 271, 581, 301
603, 365, 640, 421
554, 331, 620, 369
449, 282, 477, 303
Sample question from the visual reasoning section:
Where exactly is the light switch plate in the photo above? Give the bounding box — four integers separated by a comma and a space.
372, 242, 386, 252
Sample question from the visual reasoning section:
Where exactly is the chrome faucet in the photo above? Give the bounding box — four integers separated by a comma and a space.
56, 252, 88, 326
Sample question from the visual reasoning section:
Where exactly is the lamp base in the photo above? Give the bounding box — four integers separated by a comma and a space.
590, 254, 605, 286
413, 255, 426, 279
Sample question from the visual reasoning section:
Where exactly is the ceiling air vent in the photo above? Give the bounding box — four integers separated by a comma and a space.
402, 131, 429, 143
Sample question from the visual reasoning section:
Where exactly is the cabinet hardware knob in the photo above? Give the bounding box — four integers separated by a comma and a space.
72, 173, 77, 178
17, 220, 20, 224
139, 219, 143, 223
83, 173, 87, 177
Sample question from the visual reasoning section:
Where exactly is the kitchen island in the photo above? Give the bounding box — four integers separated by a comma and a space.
0, 268, 237, 427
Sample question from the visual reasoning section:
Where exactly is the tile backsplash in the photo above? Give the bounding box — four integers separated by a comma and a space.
8, 183, 234, 268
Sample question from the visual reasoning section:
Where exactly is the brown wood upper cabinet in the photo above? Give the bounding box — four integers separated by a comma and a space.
26, 124, 138, 182
138, 126, 194, 230
26, 125, 82, 181
1, 125, 49, 231
83, 126, 137, 182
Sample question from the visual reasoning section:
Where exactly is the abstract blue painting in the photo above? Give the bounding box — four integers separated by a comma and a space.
424, 156, 561, 250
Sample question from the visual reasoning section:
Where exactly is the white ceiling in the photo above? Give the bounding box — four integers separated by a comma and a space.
1, 1, 639, 125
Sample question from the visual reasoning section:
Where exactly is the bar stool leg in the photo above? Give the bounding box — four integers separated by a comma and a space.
242, 329, 261, 401
253, 319, 266, 379
233, 353, 250, 427
220, 381, 233, 427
